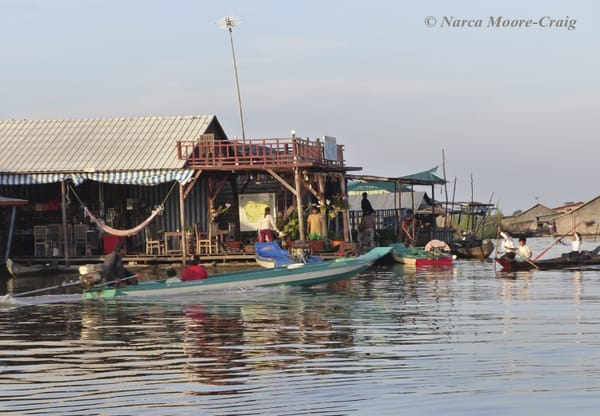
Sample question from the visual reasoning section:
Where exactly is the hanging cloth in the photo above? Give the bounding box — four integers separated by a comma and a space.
83, 206, 163, 237
70, 182, 177, 238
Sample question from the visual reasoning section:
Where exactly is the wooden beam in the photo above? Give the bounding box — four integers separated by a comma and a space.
179, 183, 187, 265
294, 167, 305, 239
61, 181, 70, 266
183, 169, 203, 199
266, 169, 296, 195
301, 180, 319, 199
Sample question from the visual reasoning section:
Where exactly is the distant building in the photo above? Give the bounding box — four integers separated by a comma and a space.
500, 203, 559, 236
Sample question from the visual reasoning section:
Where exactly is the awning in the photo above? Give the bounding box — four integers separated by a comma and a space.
0, 170, 194, 186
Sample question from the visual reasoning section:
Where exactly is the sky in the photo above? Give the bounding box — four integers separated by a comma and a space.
1, 0, 598, 215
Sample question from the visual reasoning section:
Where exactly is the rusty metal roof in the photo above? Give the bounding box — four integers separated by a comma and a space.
0, 115, 219, 173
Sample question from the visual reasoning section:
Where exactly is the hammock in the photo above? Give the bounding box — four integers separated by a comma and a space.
84, 206, 162, 237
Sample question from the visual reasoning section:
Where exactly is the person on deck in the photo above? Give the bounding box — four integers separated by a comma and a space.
516, 237, 533, 262
499, 231, 516, 260
102, 242, 138, 286
401, 209, 415, 246
181, 255, 208, 281
307, 206, 324, 240
258, 206, 279, 242
361, 192, 376, 216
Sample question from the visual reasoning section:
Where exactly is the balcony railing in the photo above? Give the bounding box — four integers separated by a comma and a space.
177, 137, 344, 169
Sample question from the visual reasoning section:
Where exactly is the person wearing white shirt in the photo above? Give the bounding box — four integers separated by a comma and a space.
516, 237, 532, 262
258, 206, 279, 242
500, 231, 516, 260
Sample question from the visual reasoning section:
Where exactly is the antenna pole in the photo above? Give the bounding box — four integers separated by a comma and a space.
224, 17, 246, 140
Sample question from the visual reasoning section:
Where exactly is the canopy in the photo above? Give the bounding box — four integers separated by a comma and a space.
398, 166, 446, 185
0, 170, 194, 186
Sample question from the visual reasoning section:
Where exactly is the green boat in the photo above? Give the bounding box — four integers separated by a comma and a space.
83, 247, 391, 300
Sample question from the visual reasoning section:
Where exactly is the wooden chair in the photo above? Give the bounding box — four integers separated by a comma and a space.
194, 223, 212, 255
46, 224, 62, 256
73, 224, 89, 256
145, 227, 164, 255
209, 222, 223, 254
33, 225, 48, 256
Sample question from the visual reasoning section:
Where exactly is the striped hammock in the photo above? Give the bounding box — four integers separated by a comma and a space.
84, 206, 162, 237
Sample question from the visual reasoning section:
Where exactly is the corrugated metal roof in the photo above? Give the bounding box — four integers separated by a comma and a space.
0, 115, 218, 173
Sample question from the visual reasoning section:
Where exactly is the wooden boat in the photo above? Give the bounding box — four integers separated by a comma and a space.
83, 247, 392, 299
450, 238, 494, 259
449, 201, 495, 259
5, 258, 80, 278
495, 247, 600, 271
389, 242, 453, 267
255, 241, 322, 268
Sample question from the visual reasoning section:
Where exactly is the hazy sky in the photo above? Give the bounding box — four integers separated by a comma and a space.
1, 0, 598, 214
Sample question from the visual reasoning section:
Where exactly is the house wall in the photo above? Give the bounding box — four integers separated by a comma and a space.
554, 198, 600, 236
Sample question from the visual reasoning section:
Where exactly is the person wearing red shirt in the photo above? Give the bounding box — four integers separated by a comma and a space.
181, 256, 208, 281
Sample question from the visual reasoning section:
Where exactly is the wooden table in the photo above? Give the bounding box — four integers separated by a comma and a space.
163, 231, 183, 255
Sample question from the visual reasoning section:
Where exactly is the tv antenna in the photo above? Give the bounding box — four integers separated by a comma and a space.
218, 16, 246, 140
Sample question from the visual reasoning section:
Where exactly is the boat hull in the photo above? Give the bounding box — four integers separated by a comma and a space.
451, 239, 494, 259
84, 247, 392, 299
389, 243, 453, 267
496, 250, 600, 271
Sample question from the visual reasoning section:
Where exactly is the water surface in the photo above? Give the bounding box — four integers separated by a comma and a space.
2, 237, 600, 415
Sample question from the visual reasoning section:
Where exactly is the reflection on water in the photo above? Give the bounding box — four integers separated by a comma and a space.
3, 240, 600, 414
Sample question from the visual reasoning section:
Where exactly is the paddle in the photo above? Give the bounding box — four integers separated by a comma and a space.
517, 254, 539, 269
7, 274, 137, 299
10, 279, 83, 298
533, 220, 586, 261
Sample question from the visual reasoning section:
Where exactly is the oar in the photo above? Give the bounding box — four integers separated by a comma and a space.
518, 255, 539, 269
533, 220, 586, 261
10, 279, 83, 298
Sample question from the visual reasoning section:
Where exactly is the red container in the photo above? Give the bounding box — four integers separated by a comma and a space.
103, 235, 127, 255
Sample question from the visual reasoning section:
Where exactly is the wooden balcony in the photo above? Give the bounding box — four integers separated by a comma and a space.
177, 137, 345, 171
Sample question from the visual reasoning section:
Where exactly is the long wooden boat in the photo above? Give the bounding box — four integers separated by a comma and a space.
389, 242, 453, 267
83, 247, 392, 299
450, 238, 494, 259
255, 241, 322, 268
495, 247, 600, 271
5, 258, 80, 278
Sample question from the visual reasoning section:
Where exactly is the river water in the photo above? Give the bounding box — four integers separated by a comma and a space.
2, 237, 600, 415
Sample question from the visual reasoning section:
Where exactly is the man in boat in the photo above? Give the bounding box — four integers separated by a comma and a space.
181, 255, 208, 281
516, 237, 533, 262
499, 231, 516, 260
102, 242, 138, 286
570, 232, 582, 259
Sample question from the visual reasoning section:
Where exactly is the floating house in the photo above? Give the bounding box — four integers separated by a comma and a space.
0, 115, 355, 265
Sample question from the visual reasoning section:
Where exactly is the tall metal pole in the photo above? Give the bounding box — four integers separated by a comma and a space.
222, 17, 246, 140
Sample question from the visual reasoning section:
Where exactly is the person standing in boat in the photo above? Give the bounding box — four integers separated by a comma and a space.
181, 255, 208, 281
516, 237, 533, 262
102, 242, 138, 286
499, 231, 516, 260
570, 232, 582, 259
258, 206, 279, 242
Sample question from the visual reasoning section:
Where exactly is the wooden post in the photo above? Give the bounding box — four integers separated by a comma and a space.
294, 167, 305, 240
61, 181, 70, 266
4, 206, 17, 262
179, 183, 187, 265
317, 174, 327, 238
339, 174, 350, 241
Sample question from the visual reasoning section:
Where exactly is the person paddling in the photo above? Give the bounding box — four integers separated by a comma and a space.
499, 231, 516, 260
